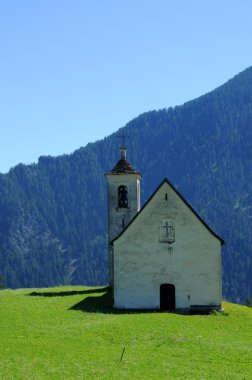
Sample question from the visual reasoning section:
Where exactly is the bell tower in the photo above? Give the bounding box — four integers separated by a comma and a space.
105, 144, 141, 286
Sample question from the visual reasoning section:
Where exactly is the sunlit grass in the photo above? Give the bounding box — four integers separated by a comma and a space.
0, 286, 251, 379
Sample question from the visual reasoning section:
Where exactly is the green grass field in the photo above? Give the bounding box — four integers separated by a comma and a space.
0, 286, 251, 379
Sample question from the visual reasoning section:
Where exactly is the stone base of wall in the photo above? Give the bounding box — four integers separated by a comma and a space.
189, 304, 223, 314
112, 304, 223, 315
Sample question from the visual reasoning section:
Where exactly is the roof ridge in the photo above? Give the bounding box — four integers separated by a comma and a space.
111, 177, 224, 245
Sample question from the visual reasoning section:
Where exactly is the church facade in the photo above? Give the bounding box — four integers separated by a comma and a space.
105, 147, 224, 312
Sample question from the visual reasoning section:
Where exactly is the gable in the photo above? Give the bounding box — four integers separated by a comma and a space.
112, 178, 224, 245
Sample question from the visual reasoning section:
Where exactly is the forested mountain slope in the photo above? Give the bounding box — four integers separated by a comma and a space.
1, 67, 252, 303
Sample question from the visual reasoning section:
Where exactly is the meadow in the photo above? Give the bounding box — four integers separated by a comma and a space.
0, 286, 251, 379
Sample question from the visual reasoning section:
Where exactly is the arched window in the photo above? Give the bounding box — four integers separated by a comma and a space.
118, 185, 128, 208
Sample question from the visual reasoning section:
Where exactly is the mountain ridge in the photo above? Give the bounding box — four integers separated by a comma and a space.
1, 66, 252, 303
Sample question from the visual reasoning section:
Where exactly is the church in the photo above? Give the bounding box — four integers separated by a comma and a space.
105, 146, 224, 312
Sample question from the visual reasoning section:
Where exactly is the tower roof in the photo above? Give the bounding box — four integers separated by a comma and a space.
109, 158, 139, 174
106, 146, 141, 175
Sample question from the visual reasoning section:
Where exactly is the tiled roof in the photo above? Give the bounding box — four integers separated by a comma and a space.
109, 158, 139, 174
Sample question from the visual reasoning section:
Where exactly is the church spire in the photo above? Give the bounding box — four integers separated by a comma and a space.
105, 131, 140, 174
118, 130, 128, 160
120, 147, 127, 160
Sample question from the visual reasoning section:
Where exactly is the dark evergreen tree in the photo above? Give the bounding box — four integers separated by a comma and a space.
0, 275, 4, 289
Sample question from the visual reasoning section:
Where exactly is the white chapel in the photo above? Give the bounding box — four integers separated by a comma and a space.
105, 146, 224, 312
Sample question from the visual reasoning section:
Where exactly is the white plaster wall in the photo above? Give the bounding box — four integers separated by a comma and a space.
113, 181, 222, 309
105, 173, 140, 285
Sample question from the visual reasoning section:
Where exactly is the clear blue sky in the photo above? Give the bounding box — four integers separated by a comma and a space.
0, 1, 252, 173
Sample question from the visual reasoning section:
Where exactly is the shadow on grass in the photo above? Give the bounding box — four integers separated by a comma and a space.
70, 290, 114, 313
28, 286, 109, 298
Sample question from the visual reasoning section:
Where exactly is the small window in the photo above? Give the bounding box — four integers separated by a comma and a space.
118, 185, 128, 208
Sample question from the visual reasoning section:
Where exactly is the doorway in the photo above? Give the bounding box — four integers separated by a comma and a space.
160, 284, 175, 310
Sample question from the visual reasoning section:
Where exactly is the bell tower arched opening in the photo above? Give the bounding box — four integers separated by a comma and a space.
118, 185, 128, 208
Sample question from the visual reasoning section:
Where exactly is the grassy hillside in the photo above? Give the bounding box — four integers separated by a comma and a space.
0, 286, 251, 379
